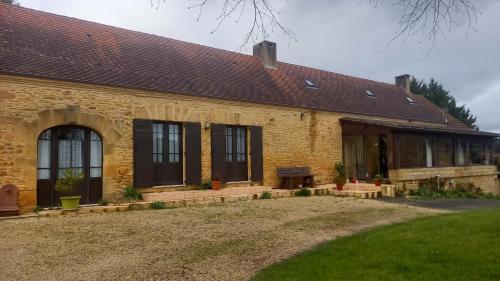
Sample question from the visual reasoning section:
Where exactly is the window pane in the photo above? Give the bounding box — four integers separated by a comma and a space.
437, 137, 453, 167
90, 131, 102, 178
153, 124, 163, 163
226, 127, 233, 162
71, 139, 83, 167
90, 167, 102, 178
399, 135, 426, 168
58, 140, 72, 168
455, 140, 465, 166
37, 140, 51, 169
37, 169, 50, 180
236, 127, 246, 162
471, 142, 482, 164
483, 143, 492, 165
168, 124, 180, 163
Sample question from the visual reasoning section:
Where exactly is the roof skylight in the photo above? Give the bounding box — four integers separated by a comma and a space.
365, 90, 376, 98
405, 96, 416, 104
304, 79, 317, 89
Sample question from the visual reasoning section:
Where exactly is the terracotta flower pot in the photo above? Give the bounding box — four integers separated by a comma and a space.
375, 180, 382, 187
212, 181, 222, 190
336, 183, 344, 191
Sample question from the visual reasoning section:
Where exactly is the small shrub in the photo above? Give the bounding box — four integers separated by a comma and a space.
260, 191, 272, 199
33, 206, 43, 213
97, 198, 109, 206
295, 188, 312, 197
201, 179, 212, 190
411, 179, 498, 200
151, 201, 166, 209
335, 162, 346, 176
123, 185, 142, 200
55, 169, 84, 196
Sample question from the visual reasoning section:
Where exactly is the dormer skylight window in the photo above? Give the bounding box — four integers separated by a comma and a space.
405, 96, 416, 104
365, 90, 376, 98
304, 79, 317, 89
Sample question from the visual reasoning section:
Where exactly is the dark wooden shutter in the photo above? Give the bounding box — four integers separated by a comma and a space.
185, 122, 202, 185
211, 124, 226, 181
133, 119, 154, 188
250, 126, 264, 182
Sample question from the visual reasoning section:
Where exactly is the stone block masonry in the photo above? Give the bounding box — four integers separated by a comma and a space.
0, 75, 344, 212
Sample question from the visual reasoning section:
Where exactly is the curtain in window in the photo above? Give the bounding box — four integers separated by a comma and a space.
37, 129, 51, 179
168, 124, 180, 163
425, 138, 433, 168
153, 123, 163, 163
455, 141, 465, 166
236, 127, 246, 162
90, 131, 102, 177
225, 127, 233, 162
58, 129, 84, 177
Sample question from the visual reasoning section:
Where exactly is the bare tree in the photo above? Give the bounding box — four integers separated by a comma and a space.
151, 0, 478, 49
377, 0, 479, 49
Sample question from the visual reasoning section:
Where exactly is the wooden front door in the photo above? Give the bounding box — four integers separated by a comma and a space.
36, 126, 103, 207
224, 126, 248, 182
152, 122, 183, 185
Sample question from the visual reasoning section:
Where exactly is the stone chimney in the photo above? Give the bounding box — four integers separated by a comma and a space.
395, 74, 411, 92
253, 40, 277, 68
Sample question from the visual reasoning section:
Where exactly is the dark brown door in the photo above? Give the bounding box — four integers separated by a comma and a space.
152, 122, 183, 185
36, 126, 103, 207
224, 126, 248, 182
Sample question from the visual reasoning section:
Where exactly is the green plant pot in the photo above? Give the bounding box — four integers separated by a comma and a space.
60, 196, 81, 210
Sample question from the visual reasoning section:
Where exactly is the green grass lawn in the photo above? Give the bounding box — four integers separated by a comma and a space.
252, 208, 500, 281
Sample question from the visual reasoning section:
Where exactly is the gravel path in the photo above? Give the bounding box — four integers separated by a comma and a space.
378, 198, 500, 211
0, 197, 442, 281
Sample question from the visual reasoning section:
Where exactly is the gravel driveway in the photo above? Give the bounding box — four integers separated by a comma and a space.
0, 197, 441, 281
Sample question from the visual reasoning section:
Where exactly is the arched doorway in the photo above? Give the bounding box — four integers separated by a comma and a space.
36, 126, 103, 207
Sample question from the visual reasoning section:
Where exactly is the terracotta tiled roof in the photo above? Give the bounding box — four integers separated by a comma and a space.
0, 4, 476, 131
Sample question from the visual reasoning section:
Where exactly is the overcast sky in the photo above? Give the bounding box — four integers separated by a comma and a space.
19, 0, 500, 132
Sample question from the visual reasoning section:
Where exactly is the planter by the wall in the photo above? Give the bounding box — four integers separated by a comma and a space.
60, 196, 81, 211
212, 181, 222, 190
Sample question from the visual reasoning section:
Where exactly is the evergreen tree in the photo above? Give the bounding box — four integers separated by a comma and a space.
410, 77, 477, 129
1, 0, 18, 4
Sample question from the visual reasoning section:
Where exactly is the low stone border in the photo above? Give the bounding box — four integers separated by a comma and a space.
0, 186, 381, 220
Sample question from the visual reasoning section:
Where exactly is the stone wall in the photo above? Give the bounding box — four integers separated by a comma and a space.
389, 166, 499, 194
0, 75, 345, 211
2, 75, 498, 212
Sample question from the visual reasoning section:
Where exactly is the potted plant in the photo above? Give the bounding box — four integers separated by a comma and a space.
212, 170, 223, 190
334, 162, 347, 190
55, 169, 84, 210
374, 174, 383, 186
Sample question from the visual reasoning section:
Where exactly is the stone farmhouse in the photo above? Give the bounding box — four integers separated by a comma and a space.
0, 4, 498, 212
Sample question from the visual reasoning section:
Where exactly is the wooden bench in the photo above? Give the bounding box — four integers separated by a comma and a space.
276, 167, 315, 189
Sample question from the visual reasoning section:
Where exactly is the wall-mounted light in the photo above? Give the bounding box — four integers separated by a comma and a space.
204, 122, 211, 130
300, 112, 305, 120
